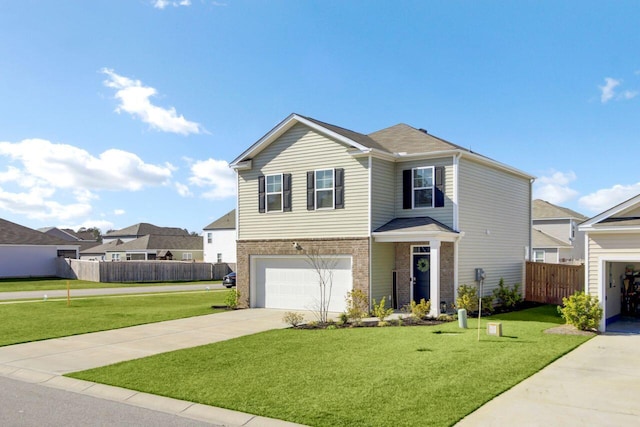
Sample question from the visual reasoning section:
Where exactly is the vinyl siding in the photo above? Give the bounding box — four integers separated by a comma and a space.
586, 232, 640, 296
370, 240, 395, 304
457, 157, 531, 294
394, 157, 454, 228
619, 206, 640, 217
533, 219, 571, 243
370, 157, 396, 230
238, 123, 370, 240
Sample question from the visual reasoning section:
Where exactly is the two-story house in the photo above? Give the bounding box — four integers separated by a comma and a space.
203, 209, 237, 265
230, 114, 533, 316
532, 199, 587, 264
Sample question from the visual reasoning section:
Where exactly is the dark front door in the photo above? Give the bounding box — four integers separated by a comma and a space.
413, 253, 431, 302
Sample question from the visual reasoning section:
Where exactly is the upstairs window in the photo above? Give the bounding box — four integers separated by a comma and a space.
307, 168, 344, 210
217, 253, 222, 263
207, 232, 212, 244
403, 166, 445, 210
266, 174, 283, 212
258, 173, 291, 213
413, 167, 434, 208
315, 169, 334, 209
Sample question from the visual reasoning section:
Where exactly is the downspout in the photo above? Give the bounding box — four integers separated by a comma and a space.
453, 153, 461, 301
368, 153, 373, 309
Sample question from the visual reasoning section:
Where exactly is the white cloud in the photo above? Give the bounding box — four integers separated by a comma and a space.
579, 182, 640, 213
153, 0, 191, 9
101, 68, 204, 135
114, 209, 126, 216
188, 158, 236, 200
621, 90, 638, 100
599, 77, 620, 103
533, 170, 579, 204
175, 182, 193, 197
0, 138, 173, 222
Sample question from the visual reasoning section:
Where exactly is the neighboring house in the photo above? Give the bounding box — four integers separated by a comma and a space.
203, 209, 237, 264
84, 222, 200, 261
230, 113, 533, 315
102, 223, 190, 244
0, 218, 80, 278
80, 239, 124, 261
579, 193, 640, 331
104, 235, 203, 261
532, 199, 587, 264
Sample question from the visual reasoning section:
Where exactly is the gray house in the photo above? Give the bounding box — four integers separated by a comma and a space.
0, 218, 79, 278
230, 114, 533, 315
532, 199, 587, 264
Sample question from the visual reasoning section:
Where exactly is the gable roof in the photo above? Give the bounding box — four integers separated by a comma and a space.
230, 113, 534, 180
0, 218, 75, 246
580, 193, 640, 232
533, 199, 587, 221
105, 235, 203, 252
532, 227, 572, 248
204, 209, 236, 230
104, 223, 189, 239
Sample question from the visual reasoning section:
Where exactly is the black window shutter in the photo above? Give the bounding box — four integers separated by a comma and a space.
283, 173, 292, 212
258, 175, 266, 213
402, 169, 412, 209
335, 168, 344, 209
435, 166, 445, 208
307, 171, 315, 210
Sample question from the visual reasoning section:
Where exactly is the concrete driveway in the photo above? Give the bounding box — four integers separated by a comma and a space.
456, 333, 640, 426
0, 308, 307, 427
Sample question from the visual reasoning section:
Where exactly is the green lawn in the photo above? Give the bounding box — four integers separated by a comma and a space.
0, 291, 228, 347
69, 306, 590, 427
0, 277, 221, 293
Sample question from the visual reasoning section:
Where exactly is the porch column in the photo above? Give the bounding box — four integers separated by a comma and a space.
429, 240, 441, 317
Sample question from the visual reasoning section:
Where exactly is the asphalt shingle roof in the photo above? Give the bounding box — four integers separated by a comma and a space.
104, 223, 190, 238
532, 228, 571, 248
0, 218, 74, 246
533, 199, 587, 221
204, 210, 236, 230
374, 217, 457, 234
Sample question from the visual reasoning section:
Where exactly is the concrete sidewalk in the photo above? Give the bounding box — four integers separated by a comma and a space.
0, 308, 306, 426
456, 333, 640, 426
0, 283, 226, 301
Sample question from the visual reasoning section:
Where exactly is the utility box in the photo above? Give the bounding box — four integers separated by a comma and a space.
487, 322, 502, 337
475, 268, 486, 282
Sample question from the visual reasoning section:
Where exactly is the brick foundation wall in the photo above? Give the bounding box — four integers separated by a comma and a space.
236, 238, 370, 308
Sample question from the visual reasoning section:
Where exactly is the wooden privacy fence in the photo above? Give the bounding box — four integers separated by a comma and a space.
525, 261, 584, 305
58, 259, 230, 282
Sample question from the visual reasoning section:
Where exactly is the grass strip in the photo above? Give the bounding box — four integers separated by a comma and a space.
0, 277, 221, 293
69, 305, 590, 427
0, 291, 228, 347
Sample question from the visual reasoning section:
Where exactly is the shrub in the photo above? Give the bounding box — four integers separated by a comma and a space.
282, 311, 305, 327
480, 295, 494, 314
338, 312, 349, 326
456, 284, 478, 312
345, 289, 369, 324
558, 291, 603, 331
407, 298, 431, 319
371, 296, 394, 323
224, 289, 240, 309
492, 278, 523, 310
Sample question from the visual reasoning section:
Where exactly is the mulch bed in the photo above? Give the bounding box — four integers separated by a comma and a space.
294, 317, 449, 329
544, 324, 597, 336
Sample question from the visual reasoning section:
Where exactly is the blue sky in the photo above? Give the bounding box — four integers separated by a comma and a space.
0, 1, 638, 234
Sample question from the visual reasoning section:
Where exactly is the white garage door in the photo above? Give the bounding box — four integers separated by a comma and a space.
253, 256, 352, 312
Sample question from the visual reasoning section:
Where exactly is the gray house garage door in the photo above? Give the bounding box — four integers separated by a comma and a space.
252, 255, 352, 312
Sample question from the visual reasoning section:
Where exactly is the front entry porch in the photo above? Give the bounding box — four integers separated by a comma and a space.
373, 217, 460, 317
